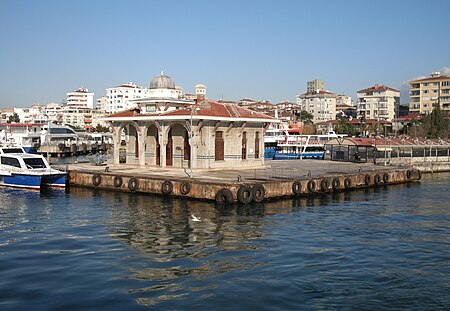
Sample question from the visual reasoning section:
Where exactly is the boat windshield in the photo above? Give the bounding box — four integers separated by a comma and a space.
1, 148, 25, 154
23, 158, 47, 169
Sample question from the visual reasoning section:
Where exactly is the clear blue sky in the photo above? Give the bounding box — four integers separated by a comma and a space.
1, 0, 449, 108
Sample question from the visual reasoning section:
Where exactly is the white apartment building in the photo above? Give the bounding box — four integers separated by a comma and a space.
357, 84, 400, 122
297, 91, 337, 123
44, 103, 63, 124
105, 82, 150, 114
67, 88, 94, 109
96, 96, 107, 113
336, 94, 353, 106
13, 107, 33, 124
60, 105, 95, 129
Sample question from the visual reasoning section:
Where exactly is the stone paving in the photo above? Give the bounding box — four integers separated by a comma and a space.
62, 158, 394, 183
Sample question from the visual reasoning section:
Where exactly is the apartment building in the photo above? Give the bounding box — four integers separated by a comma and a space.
307, 79, 325, 93
356, 84, 400, 122
409, 72, 450, 114
67, 88, 94, 109
105, 82, 150, 114
297, 90, 337, 123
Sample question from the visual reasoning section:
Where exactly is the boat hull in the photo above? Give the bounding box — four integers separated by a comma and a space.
0, 173, 66, 189
0, 174, 42, 190
41, 174, 67, 188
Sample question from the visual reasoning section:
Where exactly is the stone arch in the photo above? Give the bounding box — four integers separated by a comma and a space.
116, 121, 141, 164
165, 122, 190, 168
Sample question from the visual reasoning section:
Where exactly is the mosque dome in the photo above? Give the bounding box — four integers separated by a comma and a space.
149, 71, 176, 90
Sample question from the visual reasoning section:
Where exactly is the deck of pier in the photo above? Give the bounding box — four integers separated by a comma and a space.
64, 159, 421, 204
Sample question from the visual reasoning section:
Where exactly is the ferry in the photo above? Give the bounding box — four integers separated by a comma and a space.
264, 127, 346, 160
0, 145, 67, 189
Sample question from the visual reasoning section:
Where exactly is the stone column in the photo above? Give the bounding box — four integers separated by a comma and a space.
159, 128, 166, 167
138, 126, 146, 166
113, 126, 120, 165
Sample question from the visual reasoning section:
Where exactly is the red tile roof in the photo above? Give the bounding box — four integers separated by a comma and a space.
409, 75, 449, 83
165, 100, 275, 119
357, 84, 399, 93
299, 90, 336, 97
104, 100, 275, 121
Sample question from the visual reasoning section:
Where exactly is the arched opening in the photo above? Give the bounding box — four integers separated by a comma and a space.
166, 123, 190, 168
166, 128, 173, 166
118, 123, 140, 164
145, 124, 160, 166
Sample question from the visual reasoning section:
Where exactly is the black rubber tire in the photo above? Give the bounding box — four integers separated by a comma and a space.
307, 180, 316, 192
292, 181, 302, 195
215, 188, 233, 204
128, 177, 139, 191
237, 185, 253, 204
383, 173, 389, 183
344, 177, 352, 189
92, 174, 101, 187
180, 182, 191, 195
364, 174, 371, 186
320, 179, 329, 192
406, 170, 412, 179
332, 178, 340, 190
374, 174, 382, 186
161, 181, 173, 195
113, 176, 123, 188
252, 184, 265, 203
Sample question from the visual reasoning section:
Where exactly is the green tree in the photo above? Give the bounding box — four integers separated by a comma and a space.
7, 113, 20, 123
335, 119, 357, 136
419, 105, 449, 138
298, 110, 314, 124
95, 124, 111, 133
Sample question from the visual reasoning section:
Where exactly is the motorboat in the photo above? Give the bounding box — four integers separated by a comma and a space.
0, 145, 67, 189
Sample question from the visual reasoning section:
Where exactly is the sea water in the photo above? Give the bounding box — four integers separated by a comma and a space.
0, 173, 449, 310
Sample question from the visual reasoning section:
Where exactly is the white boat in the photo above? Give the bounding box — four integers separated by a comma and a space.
0, 123, 78, 153
275, 131, 347, 160
0, 146, 67, 189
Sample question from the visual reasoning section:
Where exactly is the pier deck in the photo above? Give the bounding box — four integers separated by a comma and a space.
64, 159, 421, 204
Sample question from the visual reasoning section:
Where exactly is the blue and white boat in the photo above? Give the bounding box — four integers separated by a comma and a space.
0, 146, 67, 189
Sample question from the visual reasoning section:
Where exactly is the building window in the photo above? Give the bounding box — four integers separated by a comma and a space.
255, 131, 260, 159
215, 131, 224, 161
242, 131, 247, 160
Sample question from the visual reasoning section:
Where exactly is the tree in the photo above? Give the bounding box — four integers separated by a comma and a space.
7, 113, 20, 123
419, 105, 449, 138
335, 119, 357, 136
95, 124, 111, 133
298, 110, 314, 124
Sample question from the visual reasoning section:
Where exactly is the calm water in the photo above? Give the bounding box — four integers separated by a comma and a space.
1, 173, 449, 310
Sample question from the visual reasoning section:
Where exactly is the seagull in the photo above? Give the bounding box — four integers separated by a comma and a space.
191, 214, 201, 222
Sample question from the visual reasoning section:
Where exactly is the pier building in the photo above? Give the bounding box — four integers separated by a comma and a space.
102, 72, 276, 170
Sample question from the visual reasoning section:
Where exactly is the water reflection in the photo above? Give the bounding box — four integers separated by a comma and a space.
66, 180, 437, 308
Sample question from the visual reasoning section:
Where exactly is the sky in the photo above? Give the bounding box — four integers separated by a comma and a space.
0, 0, 449, 108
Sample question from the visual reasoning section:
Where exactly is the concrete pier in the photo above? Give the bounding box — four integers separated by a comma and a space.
64, 159, 422, 204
